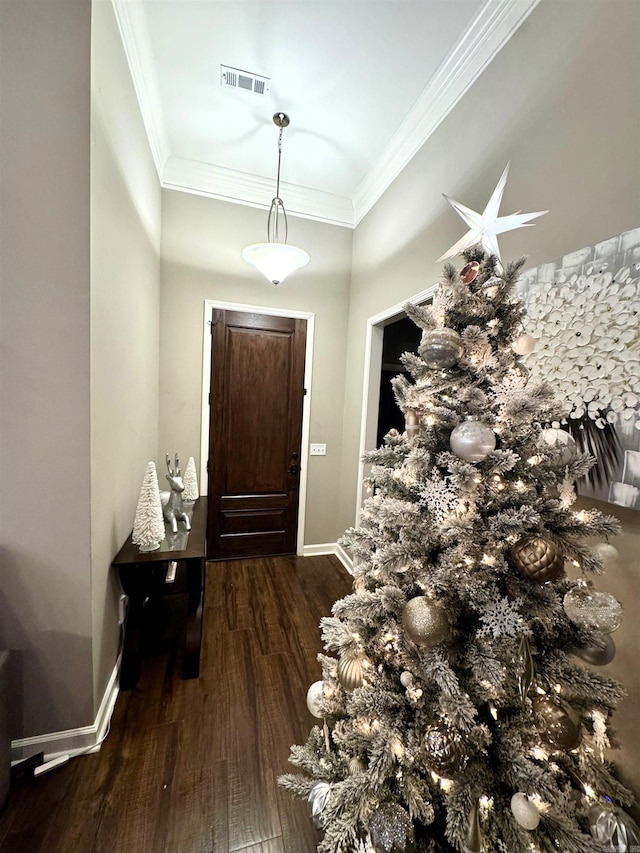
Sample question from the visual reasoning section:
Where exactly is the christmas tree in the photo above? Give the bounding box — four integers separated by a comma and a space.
132, 461, 165, 552
183, 455, 199, 502
280, 247, 638, 852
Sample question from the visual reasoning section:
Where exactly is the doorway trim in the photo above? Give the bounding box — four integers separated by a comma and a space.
355, 284, 438, 525
201, 299, 315, 556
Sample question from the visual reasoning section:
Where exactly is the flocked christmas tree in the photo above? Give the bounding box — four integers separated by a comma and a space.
183, 455, 199, 502
132, 461, 166, 552
280, 174, 639, 853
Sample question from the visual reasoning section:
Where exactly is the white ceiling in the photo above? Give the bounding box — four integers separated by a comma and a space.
112, 0, 541, 227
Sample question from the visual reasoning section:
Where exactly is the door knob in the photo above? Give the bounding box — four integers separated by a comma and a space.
288, 464, 300, 475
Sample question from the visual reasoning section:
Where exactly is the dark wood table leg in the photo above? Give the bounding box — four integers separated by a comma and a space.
119, 594, 146, 690
183, 558, 205, 679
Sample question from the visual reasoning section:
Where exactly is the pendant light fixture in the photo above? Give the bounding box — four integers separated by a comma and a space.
242, 112, 310, 285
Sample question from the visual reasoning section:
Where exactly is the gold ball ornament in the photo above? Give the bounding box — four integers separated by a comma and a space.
533, 695, 582, 750
423, 724, 467, 776
337, 652, 369, 691
419, 328, 464, 369
510, 535, 564, 584
401, 597, 449, 648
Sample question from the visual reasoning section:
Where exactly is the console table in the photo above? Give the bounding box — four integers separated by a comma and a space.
112, 497, 207, 689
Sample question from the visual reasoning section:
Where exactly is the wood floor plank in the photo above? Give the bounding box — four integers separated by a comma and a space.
233, 836, 286, 853
0, 555, 352, 853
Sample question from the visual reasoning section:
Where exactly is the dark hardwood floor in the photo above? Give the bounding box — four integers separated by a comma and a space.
0, 555, 352, 853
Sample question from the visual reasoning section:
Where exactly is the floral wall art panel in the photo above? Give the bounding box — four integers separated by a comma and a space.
517, 227, 640, 508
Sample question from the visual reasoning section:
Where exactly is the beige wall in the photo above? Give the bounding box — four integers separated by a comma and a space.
160, 190, 352, 545
0, 0, 94, 736
344, 0, 640, 802
90, 0, 161, 711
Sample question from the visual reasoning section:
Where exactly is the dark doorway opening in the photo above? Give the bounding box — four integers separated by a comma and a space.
376, 315, 422, 447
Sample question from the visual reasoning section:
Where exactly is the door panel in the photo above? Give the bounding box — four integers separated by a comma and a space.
207, 310, 306, 560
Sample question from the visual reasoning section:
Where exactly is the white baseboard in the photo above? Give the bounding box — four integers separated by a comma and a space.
302, 542, 354, 574
11, 658, 120, 762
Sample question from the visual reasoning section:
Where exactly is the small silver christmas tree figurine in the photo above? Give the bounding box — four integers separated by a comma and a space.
132, 462, 165, 552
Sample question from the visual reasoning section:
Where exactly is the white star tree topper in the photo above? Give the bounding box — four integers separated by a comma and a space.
438, 163, 547, 262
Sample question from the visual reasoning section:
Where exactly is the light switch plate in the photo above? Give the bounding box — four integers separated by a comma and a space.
310, 443, 327, 456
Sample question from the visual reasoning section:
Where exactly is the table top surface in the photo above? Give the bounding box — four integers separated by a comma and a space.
112, 497, 207, 567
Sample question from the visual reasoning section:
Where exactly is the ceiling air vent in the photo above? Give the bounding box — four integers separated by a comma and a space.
220, 65, 270, 96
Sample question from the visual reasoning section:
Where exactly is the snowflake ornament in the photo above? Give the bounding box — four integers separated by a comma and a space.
419, 473, 458, 523
478, 596, 527, 639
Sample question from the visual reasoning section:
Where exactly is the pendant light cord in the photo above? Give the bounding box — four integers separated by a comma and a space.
267, 113, 288, 245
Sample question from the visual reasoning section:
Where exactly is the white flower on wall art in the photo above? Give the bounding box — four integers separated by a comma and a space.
517, 226, 640, 509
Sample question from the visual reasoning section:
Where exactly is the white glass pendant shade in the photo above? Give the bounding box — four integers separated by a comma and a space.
242, 242, 309, 285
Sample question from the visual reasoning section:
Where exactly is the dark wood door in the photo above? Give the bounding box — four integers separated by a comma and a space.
207, 309, 307, 560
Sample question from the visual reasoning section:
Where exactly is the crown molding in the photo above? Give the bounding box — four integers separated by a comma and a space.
351, 0, 542, 225
112, 0, 540, 228
110, 0, 169, 179
162, 156, 355, 228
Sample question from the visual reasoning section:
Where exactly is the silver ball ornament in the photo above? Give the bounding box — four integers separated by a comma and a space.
401, 596, 449, 648
573, 632, 616, 666
592, 542, 620, 569
510, 793, 540, 830
450, 417, 496, 463
368, 802, 415, 853
533, 695, 582, 750
306, 680, 325, 718
539, 427, 576, 465
419, 328, 463, 369
564, 586, 623, 634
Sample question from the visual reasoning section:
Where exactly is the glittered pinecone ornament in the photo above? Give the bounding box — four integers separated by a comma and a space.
401, 596, 449, 648
337, 652, 369, 690
423, 723, 467, 776
510, 534, 564, 583
368, 803, 415, 853
533, 695, 582, 750
419, 327, 463, 369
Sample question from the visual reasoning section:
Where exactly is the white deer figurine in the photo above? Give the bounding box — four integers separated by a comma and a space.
159, 453, 192, 533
